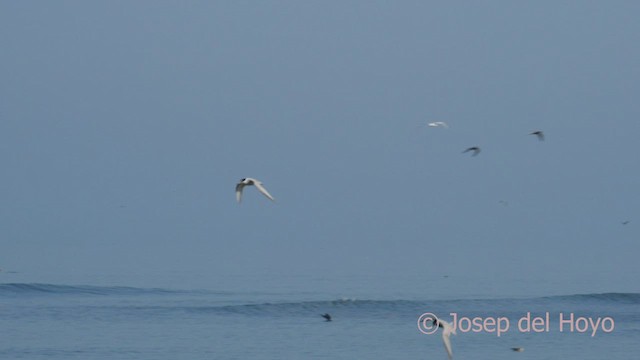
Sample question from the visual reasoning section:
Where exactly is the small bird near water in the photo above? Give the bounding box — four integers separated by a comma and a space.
530, 130, 544, 141
235, 178, 275, 203
428, 121, 449, 128
462, 146, 481, 156
428, 318, 456, 360
321, 313, 332, 322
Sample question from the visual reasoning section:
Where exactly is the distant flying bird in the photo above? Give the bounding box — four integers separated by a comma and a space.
462, 146, 481, 156
321, 313, 332, 322
530, 130, 544, 141
235, 178, 275, 203
622, 220, 630, 225
430, 318, 456, 360
428, 121, 449, 128
511, 347, 524, 352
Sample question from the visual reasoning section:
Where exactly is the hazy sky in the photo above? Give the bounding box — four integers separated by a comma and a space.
1, 1, 638, 296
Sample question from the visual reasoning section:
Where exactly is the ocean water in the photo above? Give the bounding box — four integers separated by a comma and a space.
1, 281, 638, 359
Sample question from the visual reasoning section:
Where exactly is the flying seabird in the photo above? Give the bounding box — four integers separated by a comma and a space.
429, 318, 456, 360
511, 347, 524, 352
321, 313, 332, 322
235, 178, 275, 203
428, 121, 449, 128
622, 220, 630, 225
462, 146, 481, 156
530, 131, 544, 141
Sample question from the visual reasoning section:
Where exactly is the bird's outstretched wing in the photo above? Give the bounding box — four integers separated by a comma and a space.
254, 181, 275, 201
442, 333, 453, 360
235, 183, 245, 203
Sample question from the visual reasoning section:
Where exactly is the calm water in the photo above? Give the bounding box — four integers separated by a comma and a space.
1, 280, 638, 360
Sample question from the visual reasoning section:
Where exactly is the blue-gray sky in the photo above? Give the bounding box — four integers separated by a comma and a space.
1, 1, 638, 296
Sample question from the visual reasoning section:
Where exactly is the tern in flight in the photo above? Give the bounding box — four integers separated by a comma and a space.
235, 178, 275, 203
431, 318, 456, 360
428, 121, 449, 128
530, 130, 544, 141
462, 146, 481, 156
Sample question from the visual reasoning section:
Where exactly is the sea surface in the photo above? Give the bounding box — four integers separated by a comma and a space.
1, 278, 638, 359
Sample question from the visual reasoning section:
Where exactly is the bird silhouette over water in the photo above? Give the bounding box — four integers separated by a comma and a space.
321, 313, 332, 322
235, 178, 275, 203
462, 146, 481, 156
428, 121, 449, 128
530, 130, 544, 141
429, 318, 456, 360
